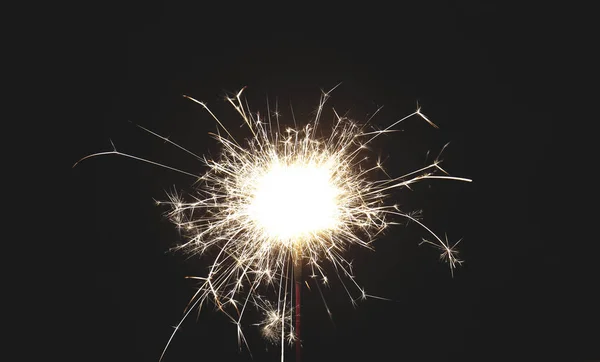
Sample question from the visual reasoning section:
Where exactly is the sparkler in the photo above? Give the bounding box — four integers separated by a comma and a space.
74, 85, 471, 361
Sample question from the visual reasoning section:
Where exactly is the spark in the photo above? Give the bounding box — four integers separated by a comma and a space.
74, 85, 471, 361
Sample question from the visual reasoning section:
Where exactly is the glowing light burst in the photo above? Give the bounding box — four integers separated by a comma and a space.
74, 85, 471, 361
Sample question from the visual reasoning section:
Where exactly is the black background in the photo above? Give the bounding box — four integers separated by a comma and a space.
66, 2, 596, 361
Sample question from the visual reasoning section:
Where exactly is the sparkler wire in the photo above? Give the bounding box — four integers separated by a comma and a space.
294, 259, 302, 362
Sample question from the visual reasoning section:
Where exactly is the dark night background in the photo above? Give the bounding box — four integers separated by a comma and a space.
65, 2, 597, 361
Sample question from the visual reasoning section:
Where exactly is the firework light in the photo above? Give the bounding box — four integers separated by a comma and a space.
74, 85, 471, 361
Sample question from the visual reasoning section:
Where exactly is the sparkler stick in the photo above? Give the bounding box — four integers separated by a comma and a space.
294, 255, 302, 362
74, 85, 471, 362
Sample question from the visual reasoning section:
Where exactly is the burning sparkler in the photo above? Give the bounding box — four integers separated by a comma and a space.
74, 84, 471, 362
